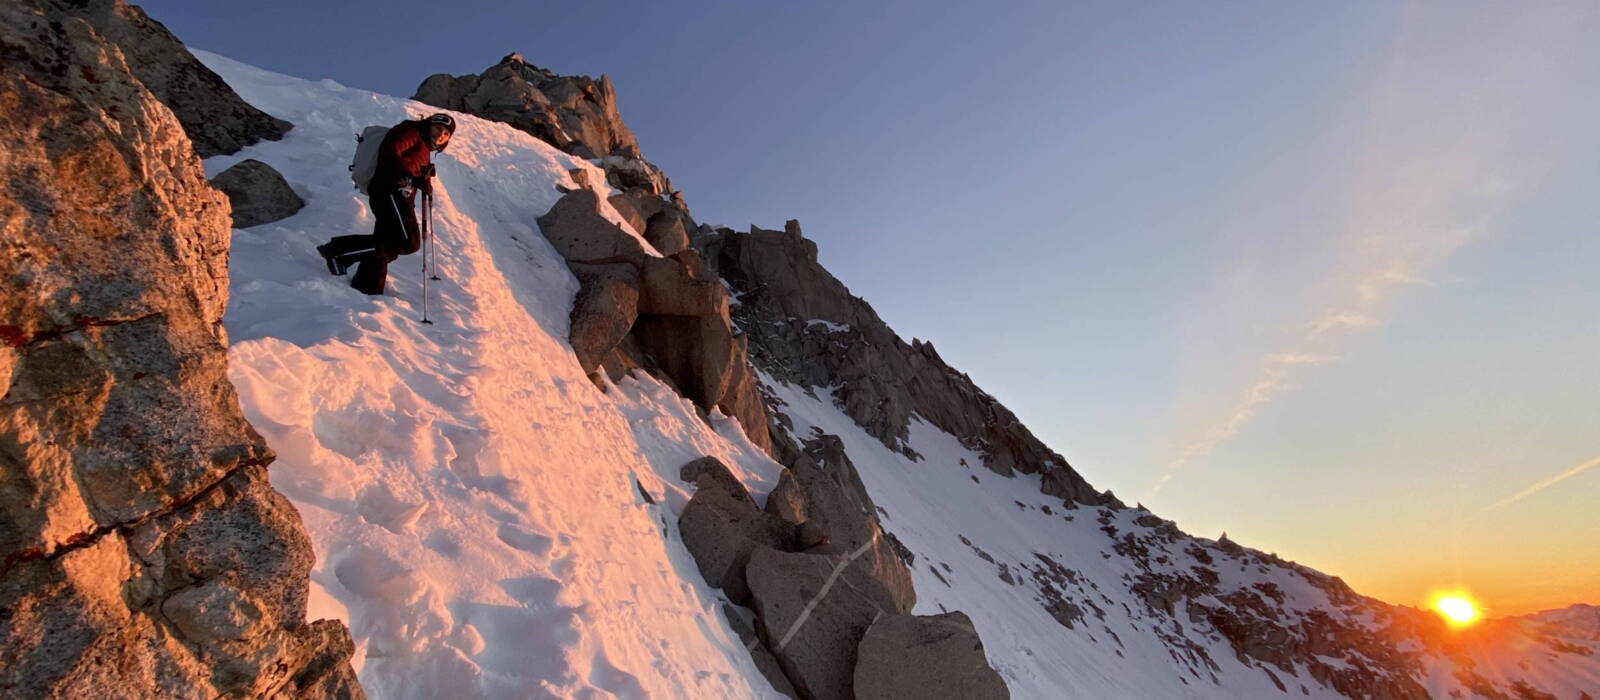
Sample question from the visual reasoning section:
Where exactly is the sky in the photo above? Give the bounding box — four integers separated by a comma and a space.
142, 0, 1599, 617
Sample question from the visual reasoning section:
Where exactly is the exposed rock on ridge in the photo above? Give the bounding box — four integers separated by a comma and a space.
0, 2, 358, 696
698, 222, 1115, 507
676, 453, 994, 700
428, 54, 770, 452
431, 50, 1010, 699
536, 188, 772, 453
415, 52, 675, 197
70, 0, 293, 158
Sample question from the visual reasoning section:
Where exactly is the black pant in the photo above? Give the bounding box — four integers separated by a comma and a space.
323, 189, 422, 295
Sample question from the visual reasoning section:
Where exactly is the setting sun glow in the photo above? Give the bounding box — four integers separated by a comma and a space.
1429, 592, 1483, 628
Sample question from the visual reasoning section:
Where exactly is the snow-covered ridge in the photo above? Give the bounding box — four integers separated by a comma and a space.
198, 51, 785, 699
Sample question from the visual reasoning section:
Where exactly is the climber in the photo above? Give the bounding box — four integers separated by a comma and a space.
317, 113, 456, 295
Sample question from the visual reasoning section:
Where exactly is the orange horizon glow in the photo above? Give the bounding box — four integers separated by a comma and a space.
1428, 590, 1484, 628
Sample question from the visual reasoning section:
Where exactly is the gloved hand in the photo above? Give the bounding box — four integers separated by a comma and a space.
413, 164, 436, 195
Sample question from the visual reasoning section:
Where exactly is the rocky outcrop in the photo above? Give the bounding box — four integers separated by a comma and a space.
854, 612, 1009, 700
537, 188, 772, 453
415, 52, 637, 160
210, 159, 305, 228
537, 189, 654, 263
0, 1, 358, 696
677, 449, 987, 700
764, 434, 916, 615
418, 54, 768, 449
745, 547, 883, 700
467, 46, 1007, 699
416, 53, 687, 263
70, 0, 292, 158
678, 457, 796, 603
698, 221, 1116, 508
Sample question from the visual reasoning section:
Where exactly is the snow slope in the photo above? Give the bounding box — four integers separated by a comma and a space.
763, 374, 1600, 698
764, 381, 1352, 699
199, 51, 783, 700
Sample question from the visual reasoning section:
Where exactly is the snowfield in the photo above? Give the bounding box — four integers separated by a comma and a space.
198, 51, 1598, 699
761, 380, 1349, 700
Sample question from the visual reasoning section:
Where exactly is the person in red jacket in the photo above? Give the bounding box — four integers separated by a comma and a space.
318, 113, 456, 295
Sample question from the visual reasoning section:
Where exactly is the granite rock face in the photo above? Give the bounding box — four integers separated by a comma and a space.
676, 447, 980, 700
535, 188, 654, 264
745, 548, 883, 700
536, 189, 772, 453
210, 159, 305, 228
764, 434, 916, 616
415, 53, 645, 164
677, 457, 796, 603
0, 1, 359, 696
71, 0, 292, 157
853, 612, 1009, 700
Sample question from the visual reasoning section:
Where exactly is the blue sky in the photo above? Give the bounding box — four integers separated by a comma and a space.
145, 0, 1599, 613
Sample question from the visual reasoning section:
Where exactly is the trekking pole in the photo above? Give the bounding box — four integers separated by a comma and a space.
420, 193, 433, 325
428, 191, 440, 281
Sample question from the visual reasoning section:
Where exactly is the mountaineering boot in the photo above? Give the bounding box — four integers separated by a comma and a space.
316, 243, 351, 275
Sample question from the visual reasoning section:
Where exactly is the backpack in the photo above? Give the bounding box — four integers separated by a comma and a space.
349, 125, 391, 195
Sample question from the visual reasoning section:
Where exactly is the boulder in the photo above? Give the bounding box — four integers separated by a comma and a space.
853, 612, 1009, 700
600, 155, 672, 197
676, 457, 795, 603
644, 208, 692, 257
566, 263, 639, 375
745, 548, 881, 700
607, 194, 649, 236
71, 0, 291, 157
536, 189, 652, 264
413, 72, 478, 111
680, 456, 748, 496
639, 254, 726, 317
764, 438, 916, 615
0, 1, 359, 694
210, 159, 305, 228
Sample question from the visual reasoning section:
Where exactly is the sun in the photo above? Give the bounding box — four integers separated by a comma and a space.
1428, 591, 1483, 628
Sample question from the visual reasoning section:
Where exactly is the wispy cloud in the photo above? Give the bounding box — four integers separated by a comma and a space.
1145, 6, 1577, 500
1151, 259, 1478, 500
1482, 456, 1600, 512
1304, 313, 1377, 337
1149, 364, 1296, 495
1266, 353, 1339, 366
